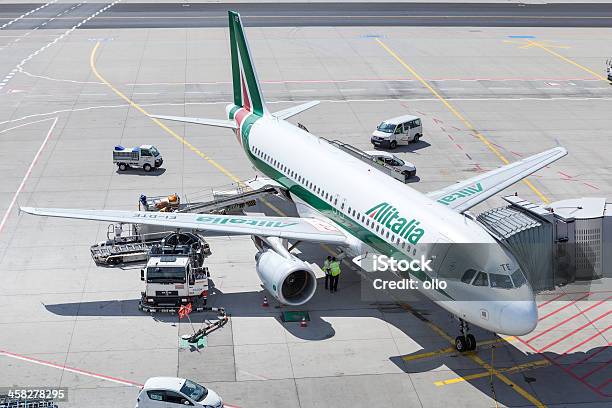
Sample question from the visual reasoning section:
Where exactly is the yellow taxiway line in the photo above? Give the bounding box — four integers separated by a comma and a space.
402, 336, 515, 361
526, 40, 609, 81
90, 42, 242, 185
375, 38, 550, 204
399, 305, 545, 407
434, 359, 551, 387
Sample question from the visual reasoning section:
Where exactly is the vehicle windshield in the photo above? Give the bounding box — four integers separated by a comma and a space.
511, 269, 527, 287
377, 122, 396, 133
489, 273, 514, 289
147, 266, 186, 283
150, 146, 160, 157
180, 379, 208, 402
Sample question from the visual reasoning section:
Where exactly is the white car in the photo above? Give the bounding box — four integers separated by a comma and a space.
370, 114, 423, 149
136, 377, 223, 408
365, 151, 417, 178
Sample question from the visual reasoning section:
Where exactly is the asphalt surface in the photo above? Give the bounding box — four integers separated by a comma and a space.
2, 2, 612, 29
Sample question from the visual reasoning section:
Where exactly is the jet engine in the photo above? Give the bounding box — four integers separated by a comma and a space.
255, 249, 317, 306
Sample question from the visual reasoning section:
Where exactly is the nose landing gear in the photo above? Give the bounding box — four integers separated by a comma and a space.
455, 319, 477, 352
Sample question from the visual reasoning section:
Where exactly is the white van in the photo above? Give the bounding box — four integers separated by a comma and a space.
371, 114, 422, 149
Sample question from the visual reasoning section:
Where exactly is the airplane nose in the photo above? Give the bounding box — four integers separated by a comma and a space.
499, 301, 538, 335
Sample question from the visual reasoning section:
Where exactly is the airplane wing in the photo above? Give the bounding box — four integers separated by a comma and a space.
149, 114, 237, 129
426, 147, 567, 213
272, 101, 320, 120
20, 207, 348, 245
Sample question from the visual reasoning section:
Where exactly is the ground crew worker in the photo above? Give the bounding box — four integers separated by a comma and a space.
323, 256, 332, 290
329, 257, 341, 293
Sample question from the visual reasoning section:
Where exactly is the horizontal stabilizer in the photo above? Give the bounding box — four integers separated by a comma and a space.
272, 101, 320, 120
150, 114, 237, 129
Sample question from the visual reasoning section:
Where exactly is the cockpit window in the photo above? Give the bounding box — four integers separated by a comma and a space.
511, 269, 527, 288
489, 273, 513, 289
461, 269, 477, 284
472, 271, 489, 287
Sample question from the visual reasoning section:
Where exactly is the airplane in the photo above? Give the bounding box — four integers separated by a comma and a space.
21, 11, 568, 352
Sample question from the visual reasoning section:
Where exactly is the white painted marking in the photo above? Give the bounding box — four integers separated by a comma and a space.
0, 1, 57, 30
5, 0, 123, 91
0, 117, 58, 235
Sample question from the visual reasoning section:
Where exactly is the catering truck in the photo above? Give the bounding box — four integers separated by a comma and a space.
139, 232, 210, 313
113, 144, 163, 172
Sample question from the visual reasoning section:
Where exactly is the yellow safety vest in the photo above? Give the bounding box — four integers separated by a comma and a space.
322, 259, 330, 274
330, 261, 341, 277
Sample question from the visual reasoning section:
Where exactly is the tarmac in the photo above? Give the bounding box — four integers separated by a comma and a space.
0, 2, 611, 408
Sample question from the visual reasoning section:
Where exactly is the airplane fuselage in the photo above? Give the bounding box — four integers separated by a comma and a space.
229, 104, 538, 336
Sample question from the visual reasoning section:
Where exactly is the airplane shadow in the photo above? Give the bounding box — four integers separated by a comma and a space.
42, 194, 611, 405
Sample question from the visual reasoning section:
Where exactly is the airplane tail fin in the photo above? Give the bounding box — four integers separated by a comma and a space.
229, 11, 269, 116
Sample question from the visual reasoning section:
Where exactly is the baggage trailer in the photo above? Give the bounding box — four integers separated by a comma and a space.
138, 232, 211, 313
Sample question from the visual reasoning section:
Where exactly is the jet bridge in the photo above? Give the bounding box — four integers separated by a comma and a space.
477, 195, 611, 292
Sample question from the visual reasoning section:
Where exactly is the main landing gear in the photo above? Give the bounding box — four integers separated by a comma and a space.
455, 319, 476, 352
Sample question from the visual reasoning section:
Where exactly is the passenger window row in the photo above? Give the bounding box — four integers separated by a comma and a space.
251, 145, 417, 256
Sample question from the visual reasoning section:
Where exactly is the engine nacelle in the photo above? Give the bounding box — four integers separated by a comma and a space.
255, 249, 317, 306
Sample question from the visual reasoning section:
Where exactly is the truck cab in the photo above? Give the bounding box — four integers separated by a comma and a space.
139, 232, 210, 312
114, 144, 163, 172
371, 114, 422, 149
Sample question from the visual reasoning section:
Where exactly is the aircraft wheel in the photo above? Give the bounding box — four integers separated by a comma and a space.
466, 334, 477, 351
455, 336, 468, 352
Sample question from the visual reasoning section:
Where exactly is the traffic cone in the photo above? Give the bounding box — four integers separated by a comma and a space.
300, 316, 308, 328
262, 296, 269, 307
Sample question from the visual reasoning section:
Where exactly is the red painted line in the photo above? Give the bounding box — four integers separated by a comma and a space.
0, 349, 243, 407
452, 126, 461, 131
540, 313, 611, 353
515, 336, 610, 397
439, 126, 446, 132
538, 292, 567, 308
455, 144, 463, 150
595, 378, 611, 391
568, 342, 612, 370
432, 118, 444, 124
583, 182, 600, 190
415, 110, 426, 116
538, 293, 591, 322
0, 349, 143, 387
558, 171, 573, 179
447, 134, 454, 141
579, 359, 611, 380
557, 325, 611, 356
527, 296, 611, 343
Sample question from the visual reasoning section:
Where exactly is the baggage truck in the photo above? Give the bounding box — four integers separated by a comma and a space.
113, 144, 163, 172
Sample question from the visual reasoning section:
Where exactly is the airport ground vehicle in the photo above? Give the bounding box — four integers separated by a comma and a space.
607, 58, 612, 81
139, 232, 210, 312
113, 144, 163, 172
365, 150, 417, 178
135, 377, 223, 408
371, 114, 422, 149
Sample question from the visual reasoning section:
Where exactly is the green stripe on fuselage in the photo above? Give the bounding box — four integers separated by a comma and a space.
239, 123, 452, 299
